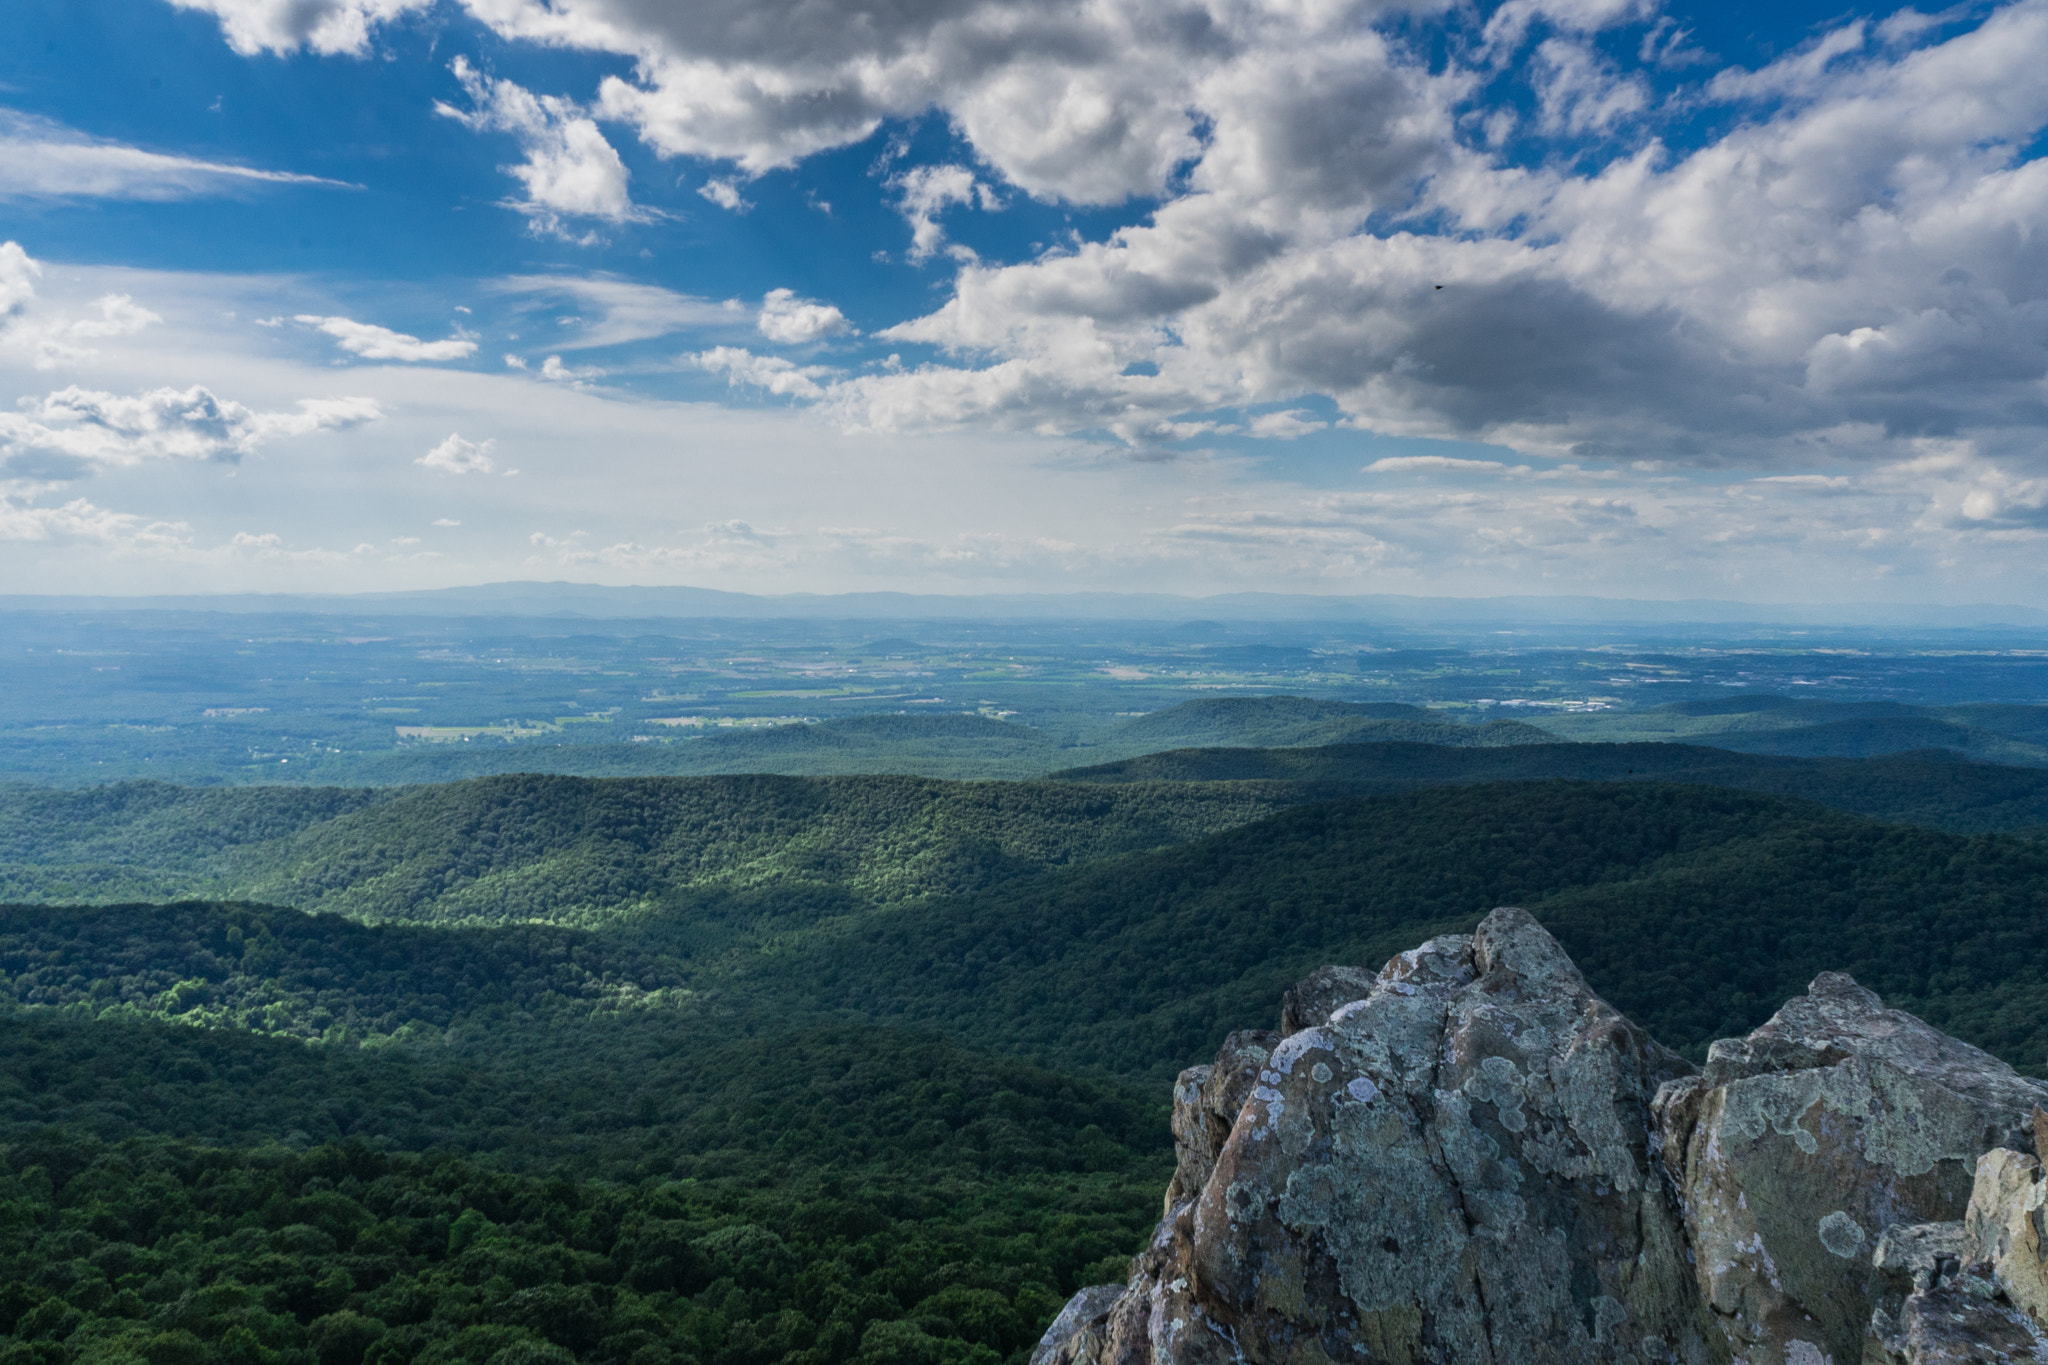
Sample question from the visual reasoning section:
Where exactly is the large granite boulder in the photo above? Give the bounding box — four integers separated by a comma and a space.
1050, 907, 1720, 1364
1038, 913, 2048, 1365
1655, 974, 2048, 1365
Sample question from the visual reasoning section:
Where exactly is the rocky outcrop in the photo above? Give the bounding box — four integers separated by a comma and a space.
1037, 907, 1719, 1364
1656, 974, 2048, 1365
1864, 1203, 2048, 1363
1862, 1123, 2048, 1364
1034, 908, 2048, 1365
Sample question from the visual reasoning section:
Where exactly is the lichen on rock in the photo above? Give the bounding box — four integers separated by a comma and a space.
1065, 907, 1718, 1363
1040, 910, 2048, 1365
1656, 973, 2048, 1365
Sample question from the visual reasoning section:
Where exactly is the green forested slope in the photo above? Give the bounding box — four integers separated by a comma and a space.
1054, 740, 2048, 833
1683, 716, 2048, 763
13, 772, 2048, 1365
0, 902, 694, 1045
1534, 695, 2048, 764
737, 784, 2048, 1079
11, 784, 2048, 1084
0, 775, 1300, 926
16, 730, 2048, 933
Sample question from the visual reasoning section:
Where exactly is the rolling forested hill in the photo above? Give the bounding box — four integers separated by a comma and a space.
9, 757, 2048, 1365
8, 783, 2048, 1082
1534, 694, 2048, 764
10, 728, 2048, 927
0, 775, 1300, 924
1054, 740, 2048, 833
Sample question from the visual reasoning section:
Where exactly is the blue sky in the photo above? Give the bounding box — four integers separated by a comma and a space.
1, 0, 2045, 601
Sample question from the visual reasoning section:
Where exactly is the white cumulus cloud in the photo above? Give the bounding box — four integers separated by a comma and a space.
697, 178, 750, 212
417, 433, 497, 474
0, 384, 377, 480
890, 164, 998, 264
295, 315, 478, 362
0, 241, 37, 313
0, 246, 163, 368
162, 0, 429, 56
435, 56, 643, 237
692, 346, 832, 399
757, 289, 851, 345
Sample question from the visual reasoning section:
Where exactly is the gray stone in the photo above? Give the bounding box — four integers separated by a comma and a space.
1656, 973, 2048, 1365
1965, 1139, 2048, 1328
1864, 1215, 2048, 1363
1279, 965, 1379, 1037
1063, 915, 2048, 1365
1032, 1284, 1126, 1365
1095, 907, 1719, 1364
1166, 1030, 1279, 1213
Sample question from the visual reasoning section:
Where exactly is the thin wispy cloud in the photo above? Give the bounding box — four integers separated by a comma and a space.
0, 111, 356, 199
489, 275, 740, 349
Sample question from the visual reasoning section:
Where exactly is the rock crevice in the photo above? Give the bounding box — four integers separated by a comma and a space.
1034, 908, 2048, 1365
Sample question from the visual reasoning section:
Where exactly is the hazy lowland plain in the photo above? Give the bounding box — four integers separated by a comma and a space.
5, 593, 2048, 1365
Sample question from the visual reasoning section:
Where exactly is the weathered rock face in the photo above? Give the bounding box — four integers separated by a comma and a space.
1862, 1132, 2048, 1364
1966, 1128, 2048, 1329
1166, 1030, 1280, 1212
1039, 907, 1718, 1365
1032, 912, 2048, 1365
1863, 1218, 2046, 1364
1655, 974, 2048, 1365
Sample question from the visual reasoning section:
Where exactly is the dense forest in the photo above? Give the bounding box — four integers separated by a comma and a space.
1055, 739, 2048, 833
8, 750, 2048, 1363
0, 1016, 1166, 1365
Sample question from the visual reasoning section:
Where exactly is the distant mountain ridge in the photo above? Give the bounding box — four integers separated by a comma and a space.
5, 580, 2045, 625
1098, 697, 1552, 752
1536, 693, 2048, 766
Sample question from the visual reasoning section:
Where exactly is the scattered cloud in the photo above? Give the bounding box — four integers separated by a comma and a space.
0, 242, 36, 313
1367, 456, 1515, 475
435, 57, 644, 237
697, 178, 749, 212
1248, 410, 1328, 440
416, 433, 497, 475
0, 494, 189, 547
0, 256, 161, 370
757, 289, 851, 345
488, 275, 737, 348
889, 164, 997, 264
162, 0, 429, 56
1530, 38, 1650, 135
295, 314, 478, 362
538, 354, 604, 383
0, 384, 377, 478
692, 346, 832, 399
166, 0, 2048, 480
0, 110, 355, 199
70, 0, 2048, 598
